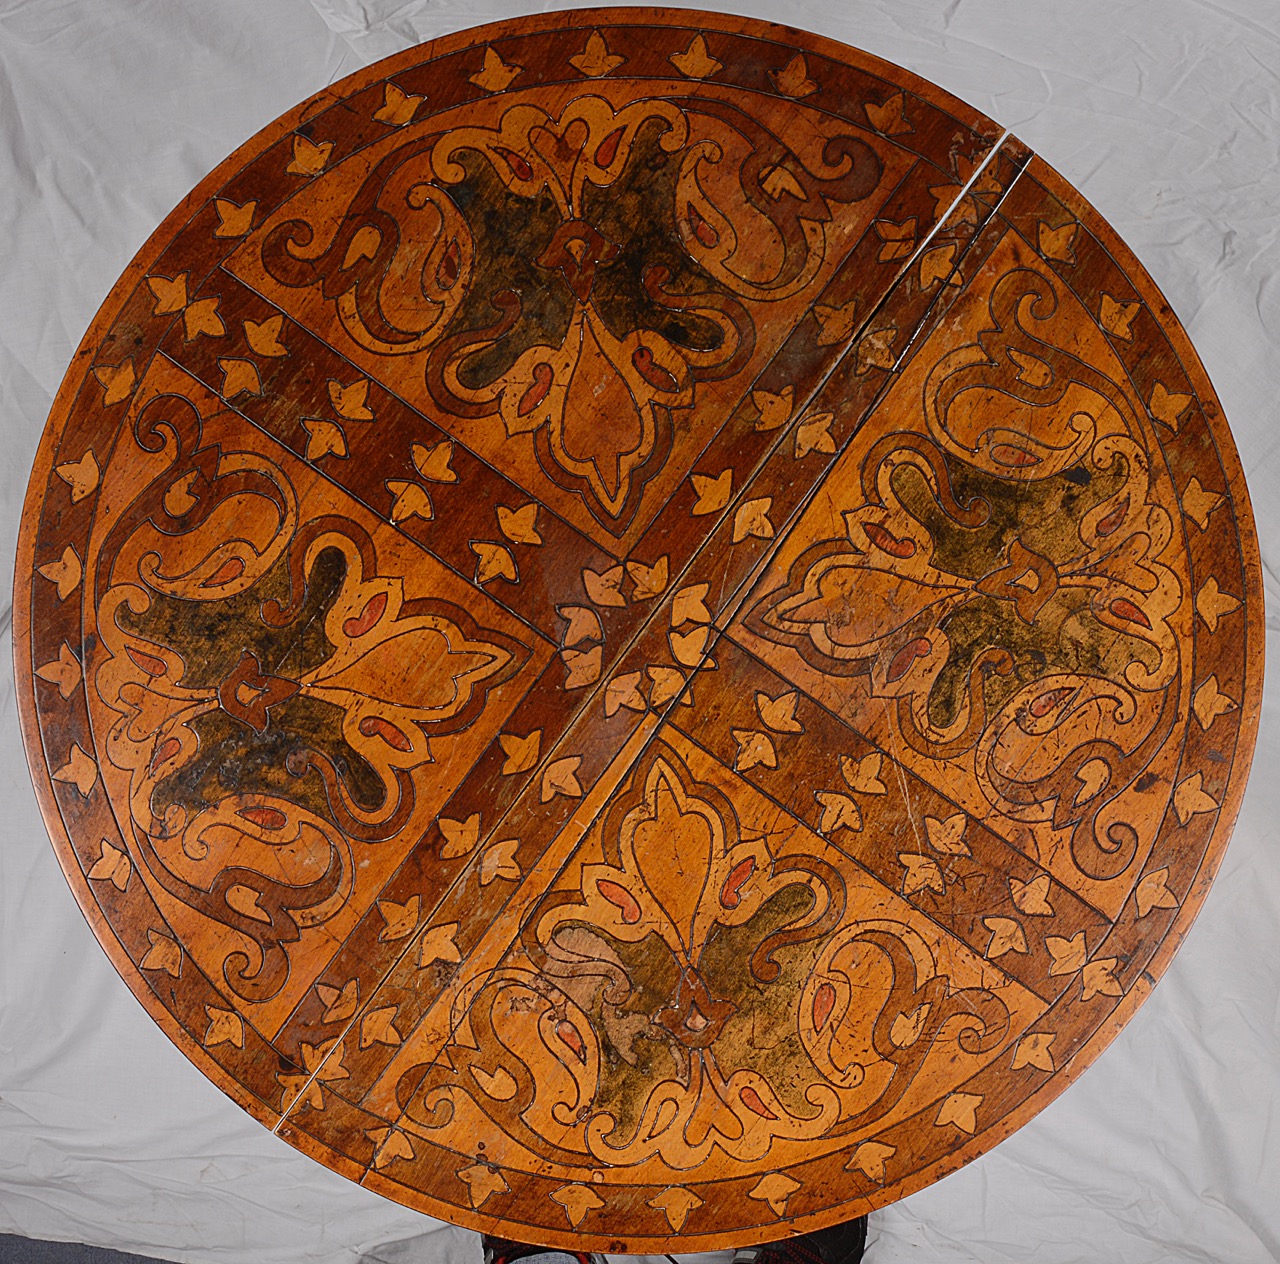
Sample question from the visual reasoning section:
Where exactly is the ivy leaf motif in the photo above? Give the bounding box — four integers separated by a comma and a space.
732, 729, 777, 772
1012, 1032, 1056, 1072
671, 584, 712, 626
865, 91, 911, 135
219, 357, 261, 399
385, 480, 433, 523
795, 411, 835, 458
561, 644, 602, 688
456, 1162, 509, 1208
38, 546, 82, 600
479, 838, 521, 885
472, 541, 517, 584
1099, 293, 1140, 339
1038, 220, 1077, 262
439, 813, 482, 859
1182, 477, 1223, 531
419, 922, 462, 967
1045, 931, 1087, 975
55, 450, 100, 503
748, 1172, 801, 1216
569, 30, 625, 77
470, 47, 523, 93
93, 359, 135, 406
53, 743, 97, 796
604, 672, 646, 717
88, 839, 131, 891
690, 468, 732, 513
669, 625, 711, 667
935, 1092, 982, 1133
328, 378, 374, 421
287, 134, 333, 176
770, 54, 818, 98
497, 503, 542, 545
1173, 772, 1218, 825
841, 753, 887, 795
140, 929, 182, 976
35, 643, 82, 697
204, 1007, 244, 1048
733, 498, 774, 543
244, 315, 288, 357
899, 853, 944, 897
1009, 874, 1054, 916
374, 82, 425, 127
1136, 868, 1179, 918
366, 1127, 415, 1170
648, 1186, 702, 1232
752, 385, 794, 430
316, 979, 359, 1023
583, 564, 626, 606
542, 757, 584, 801
813, 301, 858, 346
846, 1141, 896, 1182
756, 690, 803, 733
983, 916, 1027, 958
499, 730, 541, 776
648, 666, 689, 708
551, 1182, 605, 1227
303, 419, 347, 461
815, 791, 862, 834
213, 199, 256, 238
360, 1005, 402, 1048
377, 895, 420, 942
627, 556, 669, 600
669, 33, 721, 78
925, 812, 970, 856
412, 440, 457, 483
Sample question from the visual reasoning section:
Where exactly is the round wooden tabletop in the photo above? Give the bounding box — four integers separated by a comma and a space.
14, 7, 1263, 1252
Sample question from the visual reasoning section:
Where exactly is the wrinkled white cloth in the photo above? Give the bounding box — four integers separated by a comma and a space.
1, 1, 1277, 1261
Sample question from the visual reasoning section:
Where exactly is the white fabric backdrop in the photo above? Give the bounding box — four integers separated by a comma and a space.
1, 1, 1277, 1260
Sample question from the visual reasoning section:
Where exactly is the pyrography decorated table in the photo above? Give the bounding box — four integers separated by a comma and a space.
14, 7, 1262, 1254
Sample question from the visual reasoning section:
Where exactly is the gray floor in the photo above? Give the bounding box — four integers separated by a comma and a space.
0, 1237, 169, 1264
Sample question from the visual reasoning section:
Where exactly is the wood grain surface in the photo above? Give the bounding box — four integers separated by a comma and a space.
12, 7, 1263, 1252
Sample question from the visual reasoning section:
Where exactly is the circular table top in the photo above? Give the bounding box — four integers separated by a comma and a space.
14, 7, 1263, 1251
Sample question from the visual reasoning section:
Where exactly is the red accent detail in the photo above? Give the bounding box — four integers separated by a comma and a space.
813, 981, 836, 1033
343, 592, 387, 638
202, 557, 245, 587
597, 879, 642, 923
990, 443, 1040, 467
238, 806, 287, 830
125, 646, 167, 677
556, 1020, 587, 1063
1030, 686, 1075, 718
720, 857, 756, 909
886, 637, 930, 682
1110, 597, 1152, 629
437, 239, 461, 290
1096, 495, 1130, 537
518, 363, 554, 416
594, 127, 624, 167
358, 715, 413, 751
688, 203, 718, 248
151, 736, 181, 772
631, 346, 678, 392
494, 146, 534, 181
862, 521, 916, 558
739, 1086, 778, 1119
